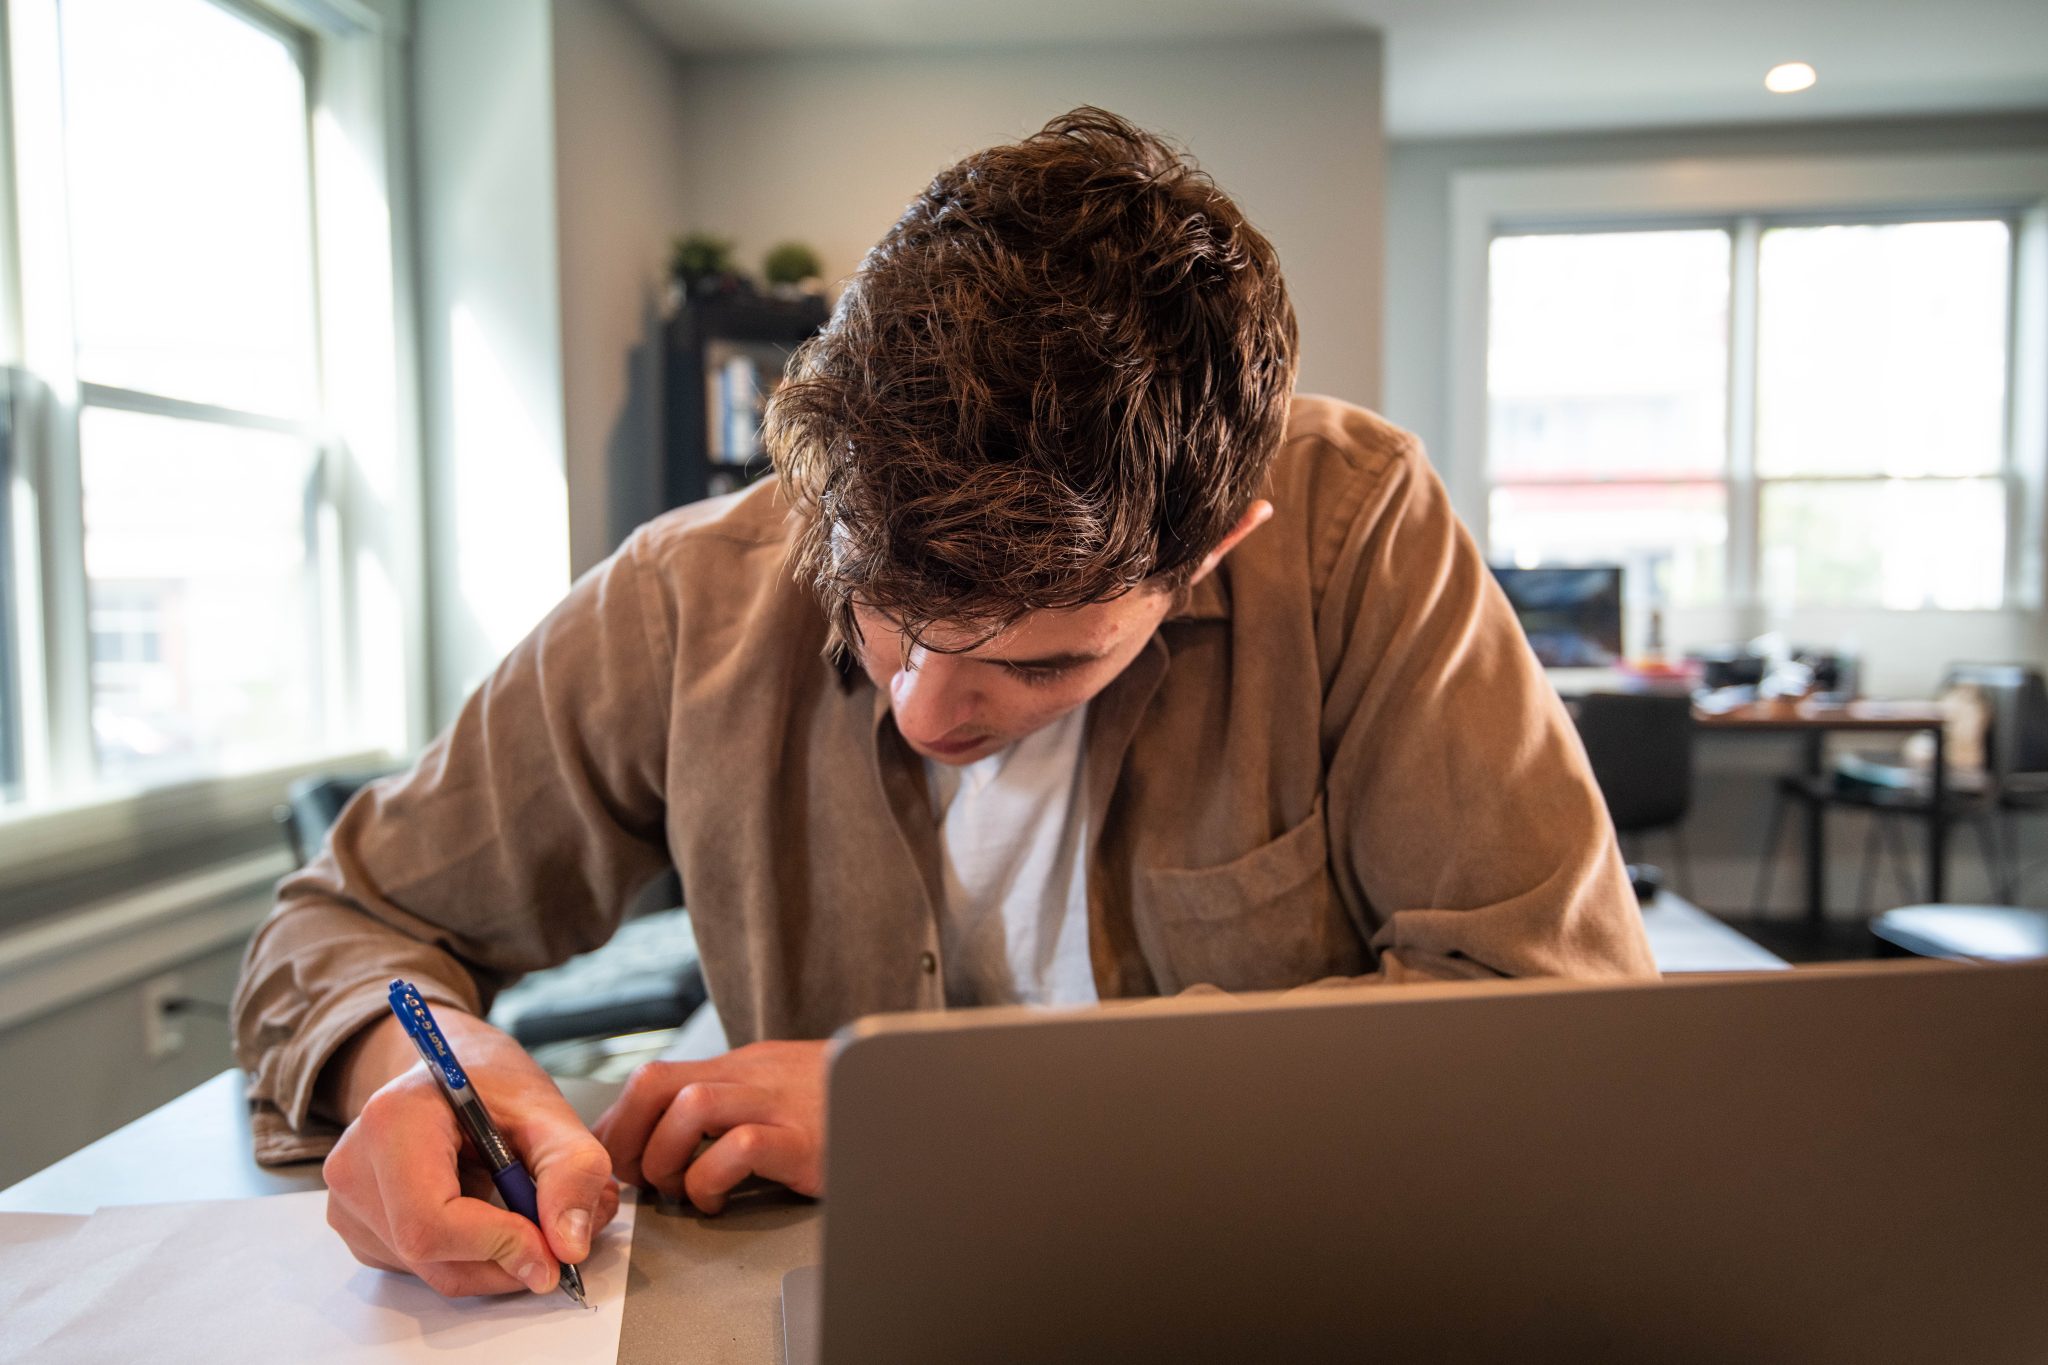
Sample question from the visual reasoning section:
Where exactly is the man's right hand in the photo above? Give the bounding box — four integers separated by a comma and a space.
319, 1010, 620, 1298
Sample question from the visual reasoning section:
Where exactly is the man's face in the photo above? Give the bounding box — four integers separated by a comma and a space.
852, 589, 1177, 766
848, 498, 1272, 765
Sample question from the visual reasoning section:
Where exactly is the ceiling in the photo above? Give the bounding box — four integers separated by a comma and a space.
621, 0, 2048, 138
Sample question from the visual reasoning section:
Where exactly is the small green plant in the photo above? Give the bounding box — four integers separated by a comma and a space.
670, 231, 736, 291
762, 241, 822, 287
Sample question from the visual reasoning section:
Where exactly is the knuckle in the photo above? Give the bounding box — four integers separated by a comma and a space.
387, 1215, 436, 1265
564, 1136, 613, 1179
625, 1062, 674, 1104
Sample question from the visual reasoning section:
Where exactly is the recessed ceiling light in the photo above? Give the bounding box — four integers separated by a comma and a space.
1766, 62, 1817, 94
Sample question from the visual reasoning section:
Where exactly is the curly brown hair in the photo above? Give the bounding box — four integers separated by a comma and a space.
765, 106, 1298, 654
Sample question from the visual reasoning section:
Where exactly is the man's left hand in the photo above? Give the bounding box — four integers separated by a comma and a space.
591, 1040, 828, 1213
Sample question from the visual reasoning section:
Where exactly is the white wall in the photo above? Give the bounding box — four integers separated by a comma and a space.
550, 0, 695, 570
413, 0, 572, 723
408, 21, 1386, 726
412, 0, 698, 724
673, 33, 1386, 408
0, 892, 263, 1187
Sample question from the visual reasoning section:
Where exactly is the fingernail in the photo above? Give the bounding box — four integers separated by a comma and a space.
518, 1262, 550, 1293
560, 1208, 591, 1256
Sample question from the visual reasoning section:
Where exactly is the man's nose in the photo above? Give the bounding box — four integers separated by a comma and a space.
891, 649, 976, 743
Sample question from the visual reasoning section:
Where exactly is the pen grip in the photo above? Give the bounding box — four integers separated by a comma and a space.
493, 1160, 543, 1227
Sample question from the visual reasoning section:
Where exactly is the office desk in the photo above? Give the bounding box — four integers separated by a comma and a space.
0, 1069, 816, 1364
0, 898, 1779, 1359
1696, 699, 1949, 926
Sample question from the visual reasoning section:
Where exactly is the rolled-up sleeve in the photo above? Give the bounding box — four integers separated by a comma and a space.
1318, 435, 1658, 985
231, 531, 676, 1164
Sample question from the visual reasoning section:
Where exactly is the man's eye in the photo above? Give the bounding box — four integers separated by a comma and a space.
1001, 663, 1070, 687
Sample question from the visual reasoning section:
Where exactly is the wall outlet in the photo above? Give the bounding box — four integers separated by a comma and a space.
141, 973, 186, 1061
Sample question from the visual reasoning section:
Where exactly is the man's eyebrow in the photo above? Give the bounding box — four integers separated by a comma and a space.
975, 649, 1107, 670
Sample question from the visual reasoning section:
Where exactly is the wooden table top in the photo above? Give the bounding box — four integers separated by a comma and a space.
1693, 698, 1946, 732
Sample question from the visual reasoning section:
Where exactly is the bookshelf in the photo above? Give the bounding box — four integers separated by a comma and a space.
662, 292, 829, 507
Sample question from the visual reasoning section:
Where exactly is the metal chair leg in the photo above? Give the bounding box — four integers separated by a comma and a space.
1880, 812, 1920, 905
1854, 811, 1885, 916
1971, 811, 2011, 904
1751, 788, 1791, 916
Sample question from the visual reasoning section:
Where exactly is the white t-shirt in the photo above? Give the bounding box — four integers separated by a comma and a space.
923, 703, 1097, 1007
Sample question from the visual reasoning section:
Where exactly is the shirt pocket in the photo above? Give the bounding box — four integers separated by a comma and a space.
1133, 795, 1368, 994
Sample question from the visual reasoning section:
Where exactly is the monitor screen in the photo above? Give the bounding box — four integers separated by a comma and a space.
1491, 565, 1624, 668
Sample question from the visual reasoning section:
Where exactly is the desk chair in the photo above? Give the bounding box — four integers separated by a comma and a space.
1972, 664, 2048, 899
1749, 664, 2040, 918
1571, 692, 1696, 894
273, 770, 707, 1058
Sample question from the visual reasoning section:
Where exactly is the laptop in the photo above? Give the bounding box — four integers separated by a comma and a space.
784, 960, 2048, 1364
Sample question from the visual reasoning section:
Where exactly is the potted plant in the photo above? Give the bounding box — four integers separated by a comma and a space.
670, 232, 747, 300
762, 241, 824, 298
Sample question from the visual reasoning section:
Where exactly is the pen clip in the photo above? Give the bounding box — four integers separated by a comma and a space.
387, 978, 471, 1094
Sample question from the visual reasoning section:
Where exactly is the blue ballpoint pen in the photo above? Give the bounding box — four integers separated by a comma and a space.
386, 978, 590, 1307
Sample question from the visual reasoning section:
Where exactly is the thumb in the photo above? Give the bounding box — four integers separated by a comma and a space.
524, 1120, 615, 1263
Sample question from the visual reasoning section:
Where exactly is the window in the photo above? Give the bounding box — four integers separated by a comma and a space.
1486, 216, 2014, 612
0, 0, 413, 878
1754, 221, 2010, 610
61, 0, 329, 787
1487, 229, 1732, 606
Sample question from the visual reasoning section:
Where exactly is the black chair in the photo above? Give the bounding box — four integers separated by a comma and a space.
1571, 692, 1696, 892
1969, 664, 2048, 899
274, 771, 390, 867
1750, 665, 2035, 918
273, 769, 707, 1052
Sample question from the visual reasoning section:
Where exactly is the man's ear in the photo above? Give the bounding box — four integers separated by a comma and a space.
1185, 500, 1274, 586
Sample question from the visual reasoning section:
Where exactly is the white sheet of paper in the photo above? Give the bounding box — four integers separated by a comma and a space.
0, 1189, 636, 1364
0, 1213, 88, 1320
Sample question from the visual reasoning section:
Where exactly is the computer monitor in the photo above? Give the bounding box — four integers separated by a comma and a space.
1492, 564, 1624, 668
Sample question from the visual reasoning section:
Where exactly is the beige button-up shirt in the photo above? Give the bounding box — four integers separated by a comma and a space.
231, 395, 1656, 1164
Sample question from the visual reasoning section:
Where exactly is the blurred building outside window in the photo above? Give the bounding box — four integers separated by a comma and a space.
1487, 218, 2014, 617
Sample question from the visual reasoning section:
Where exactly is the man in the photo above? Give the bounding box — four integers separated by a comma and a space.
232, 107, 1655, 1301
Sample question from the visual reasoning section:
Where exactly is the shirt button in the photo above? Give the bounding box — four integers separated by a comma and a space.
918, 951, 937, 975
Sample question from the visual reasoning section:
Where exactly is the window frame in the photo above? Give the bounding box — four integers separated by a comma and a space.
1448, 151, 2048, 635
0, 0, 423, 914
1484, 208, 2024, 613
0, 366, 19, 802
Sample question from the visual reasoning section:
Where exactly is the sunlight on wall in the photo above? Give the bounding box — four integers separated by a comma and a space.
449, 303, 569, 668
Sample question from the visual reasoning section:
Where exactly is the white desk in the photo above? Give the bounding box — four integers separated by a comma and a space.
1639, 891, 1789, 973
2, 907, 1782, 1359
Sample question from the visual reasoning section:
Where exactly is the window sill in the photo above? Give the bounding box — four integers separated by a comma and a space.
0, 848, 286, 1032
0, 748, 395, 924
